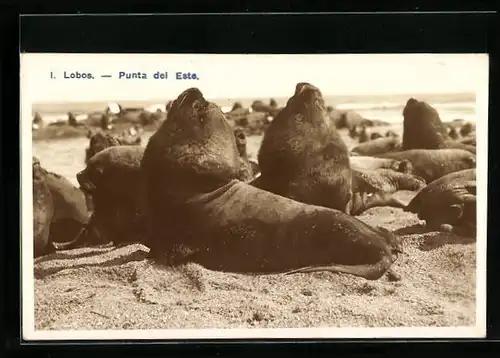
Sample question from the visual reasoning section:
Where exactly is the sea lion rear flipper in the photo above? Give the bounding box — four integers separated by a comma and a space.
283, 256, 393, 281
464, 181, 477, 196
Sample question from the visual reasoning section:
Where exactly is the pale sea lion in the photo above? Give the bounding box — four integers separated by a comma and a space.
404, 169, 476, 236
140, 87, 401, 280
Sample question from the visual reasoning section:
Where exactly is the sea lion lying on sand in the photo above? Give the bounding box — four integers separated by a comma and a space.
141, 87, 401, 280
404, 169, 476, 236
353, 169, 426, 194
33, 157, 56, 258
375, 149, 476, 183
253, 82, 405, 215
349, 156, 408, 172
402, 98, 476, 154
351, 136, 402, 156
57, 145, 147, 250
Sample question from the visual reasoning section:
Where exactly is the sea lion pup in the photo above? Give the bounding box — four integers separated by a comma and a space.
358, 126, 369, 143
404, 169, 477, 236
375, 148, 476, 184
351, 136, 402, 156
402, 98, 476, 154
57, 145, 147, 250
140, 87, 401, 280
234, 128, 260, 180
33, 157, 55, 258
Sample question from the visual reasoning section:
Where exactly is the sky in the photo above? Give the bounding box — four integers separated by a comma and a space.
21, 53, 489, 103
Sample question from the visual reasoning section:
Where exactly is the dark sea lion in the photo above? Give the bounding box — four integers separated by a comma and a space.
351, 136, 402, 156
460, 122, 474, 137
404, 169, 476, 236
32, 157, 55, 258
252, 82, 406, 215
447, 126, 459, 140
141, 87, 401, 280
385, 130, 398, 138
402, 98, 476, 154
375, 148, 476, 183
370, 132, 383, 140
234, 128, 260, 180
57, 145, 147, 250
358, 126, 369, 143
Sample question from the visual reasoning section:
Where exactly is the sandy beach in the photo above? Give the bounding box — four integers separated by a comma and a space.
32, 128, 477, 331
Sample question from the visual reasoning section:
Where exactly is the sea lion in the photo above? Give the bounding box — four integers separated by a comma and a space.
353, 169, 426, 193
447, 126, 459, 140
370, 132, 383, 140
402, 98, 476, 154
351, 136, 402, 156
358, 126, 369, 143
32, 157, 55, 258
40, 167, 89, 244
375, 148, 476, 183
252, 82, 406, 215
404, 169, 476, 236
385, 130, 398, 138
349, 156, 406, 172
460, 136, 476, 146
140, 87, 401, 280
57, 145, 147, 250
460, 122, 474, 137
234, 128, 260, 180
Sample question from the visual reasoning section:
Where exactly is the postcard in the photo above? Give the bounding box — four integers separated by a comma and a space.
21, 53, 488, 340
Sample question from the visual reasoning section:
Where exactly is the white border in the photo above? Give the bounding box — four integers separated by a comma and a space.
21, 53, 488, 341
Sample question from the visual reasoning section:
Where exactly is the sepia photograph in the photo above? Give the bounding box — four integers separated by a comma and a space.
21, 53, 488, 340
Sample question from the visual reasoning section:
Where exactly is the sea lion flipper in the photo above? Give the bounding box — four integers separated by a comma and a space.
283, 256, 393, 281
464, 181, 476, 195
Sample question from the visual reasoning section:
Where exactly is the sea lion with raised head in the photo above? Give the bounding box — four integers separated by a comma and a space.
402, 98, 476, 154
253, 83, 405, 215
375, 148, 476, 183
404, 169, 476, 236
140, 87, 401, 280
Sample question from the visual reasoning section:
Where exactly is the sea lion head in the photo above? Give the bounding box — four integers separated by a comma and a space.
150, 87, 241, 192
282, 82, 327, 123
86, 131, 121, 163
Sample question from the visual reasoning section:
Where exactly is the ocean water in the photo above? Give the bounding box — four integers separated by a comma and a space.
31, 94, 476, 187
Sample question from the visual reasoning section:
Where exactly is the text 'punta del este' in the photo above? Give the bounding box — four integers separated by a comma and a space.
54, 71, 200, 80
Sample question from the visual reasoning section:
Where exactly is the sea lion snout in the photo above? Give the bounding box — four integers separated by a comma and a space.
176, 87, 206, 109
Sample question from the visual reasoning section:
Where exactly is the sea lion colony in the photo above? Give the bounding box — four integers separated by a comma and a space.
32, 84, 478, 282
